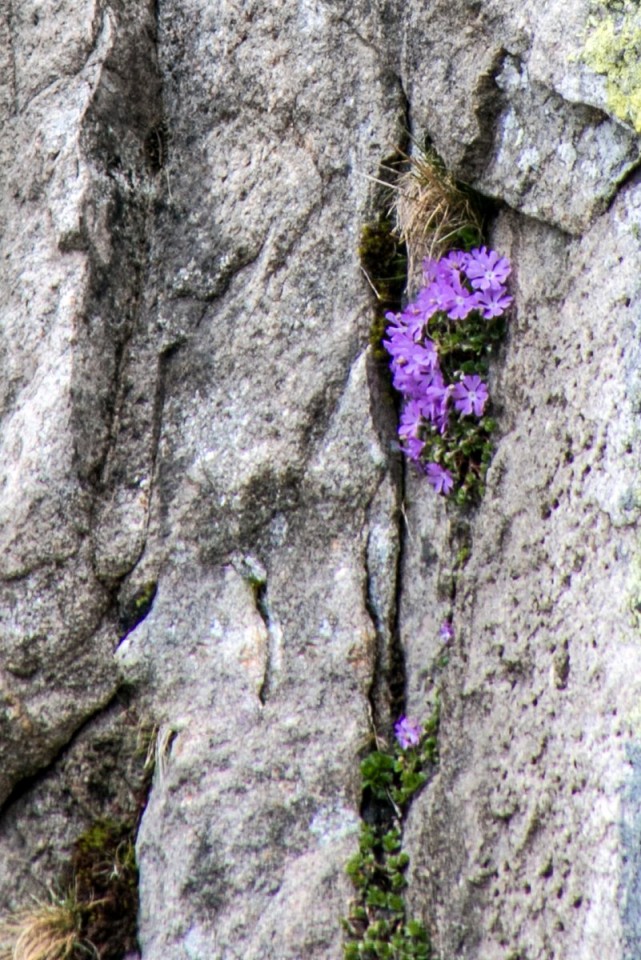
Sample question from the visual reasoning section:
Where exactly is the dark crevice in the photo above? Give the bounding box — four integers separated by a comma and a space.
150, 340, 181, 475
359, 116, 410, 739
144, 118, 170, 173
117, 580, 158, 641
363, 481, 407, 740
0, 687, 130, 821
256, 580, 273, 705
388, 469, 408, 722
459, 46, 511, 183
610, 154, 641, 209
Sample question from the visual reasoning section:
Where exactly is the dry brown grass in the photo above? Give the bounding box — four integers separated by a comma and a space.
0, 892, 96, 960
391, 148, 483, 291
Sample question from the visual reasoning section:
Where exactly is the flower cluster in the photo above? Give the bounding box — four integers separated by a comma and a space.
394, 716, 422, 750
384, 247, 512, 499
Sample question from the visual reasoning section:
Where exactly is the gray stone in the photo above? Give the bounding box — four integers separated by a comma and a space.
3, 0, 641, 958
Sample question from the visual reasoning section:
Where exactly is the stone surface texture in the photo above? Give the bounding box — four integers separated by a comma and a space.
1, 1, 641, 959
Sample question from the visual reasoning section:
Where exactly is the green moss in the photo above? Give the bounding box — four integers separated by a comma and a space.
69, 817, 139, 960
359, 219, 407, 362
582, 2, 641, 131
119, 581, 157, 636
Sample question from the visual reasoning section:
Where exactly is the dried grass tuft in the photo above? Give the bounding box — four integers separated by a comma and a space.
0, 891, 95, 960
391, 147, 483, 290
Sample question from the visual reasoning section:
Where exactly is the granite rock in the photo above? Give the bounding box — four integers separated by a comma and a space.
2, 0, 641, 958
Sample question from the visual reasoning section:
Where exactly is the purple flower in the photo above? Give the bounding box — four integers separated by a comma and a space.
398, 399, 423, 441
421, 279, 455, 315
422, 257, 443, 284
402, 341, 438, 378
439, 620, 454, 644
389, 341, 439, 399
382, 327, 411, 360
452, 374, 488, 417
395, 716, 422, 749
474, 286, 513, 319
425, 462, 454, 496
465, 247, 511, 291
413, 287, 442, 324
442, 276, 478, 321
402, 435, 425, 462
443, 249, 471, 271
419, 372, 450, 434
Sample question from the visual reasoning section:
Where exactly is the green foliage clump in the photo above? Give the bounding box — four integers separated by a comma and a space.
342, 703, 440, 960
422, 306, 506, 506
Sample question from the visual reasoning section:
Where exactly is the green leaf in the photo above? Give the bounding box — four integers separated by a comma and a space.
400, 771, 427, 796
387, 852, 410, 871
390, 871, 407, 891
366, 886, 389, 909
382, 829, 402, 853
343, 942, 360, 960
361, 752, 396, 798
386, 892, 405, 915
405, 919, 428, 939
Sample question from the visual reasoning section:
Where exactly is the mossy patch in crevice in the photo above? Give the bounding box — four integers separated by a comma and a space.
0, 814, 144, 960
67, 817, 139, 960
342, 703, 440, 960
0, 709, 157, 960
118, 580, 158, 638
359, 216, 408, 363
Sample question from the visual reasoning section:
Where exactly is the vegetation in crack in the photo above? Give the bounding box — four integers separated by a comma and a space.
358, 152, 409, 365
0, 713, 158, 960
118, 580, 158, 639
345, 142, 509, 959
342, 702, 441, 960
380, 145, 511, 507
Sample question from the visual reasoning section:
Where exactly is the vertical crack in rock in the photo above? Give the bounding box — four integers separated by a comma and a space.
364, 472, 407, 732
73, 1, 167, 592
234, 554, 282, 706
459, 46, 511, 182
0, 0, 167, 813
359, 114, 410, 733
5, 0, 17, 115
256, 579, 282, 706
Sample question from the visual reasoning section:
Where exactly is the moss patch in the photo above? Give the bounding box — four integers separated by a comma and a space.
359, 217, 407, 362
68, 818, 139, 960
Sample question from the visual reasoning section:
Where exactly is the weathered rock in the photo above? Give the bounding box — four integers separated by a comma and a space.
3, 0, 641, 958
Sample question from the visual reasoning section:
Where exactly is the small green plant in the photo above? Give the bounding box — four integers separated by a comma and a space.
0, 711, 158, 960
118, 581, 157, 636
342, 703, 440, 960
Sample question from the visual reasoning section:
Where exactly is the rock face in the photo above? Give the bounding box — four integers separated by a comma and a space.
1, 1, 641, 959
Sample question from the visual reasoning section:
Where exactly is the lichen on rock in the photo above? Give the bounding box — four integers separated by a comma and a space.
583, 1, 641, 131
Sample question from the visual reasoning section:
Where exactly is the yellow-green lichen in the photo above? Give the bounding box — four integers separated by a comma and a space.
583, 3, 641, 132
